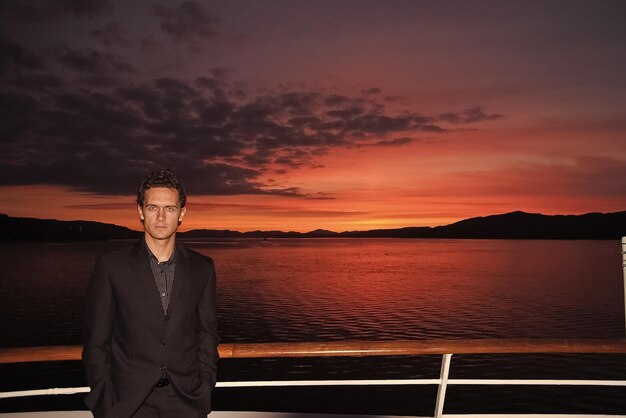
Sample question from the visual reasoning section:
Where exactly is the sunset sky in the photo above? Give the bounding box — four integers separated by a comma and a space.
1, 0, 625, 232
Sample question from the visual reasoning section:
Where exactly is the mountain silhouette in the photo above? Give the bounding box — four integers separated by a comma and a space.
0, 213, 141, 242
1, 211, 625, 242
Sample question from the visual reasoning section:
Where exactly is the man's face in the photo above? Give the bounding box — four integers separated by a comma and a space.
138, 187, 186, 241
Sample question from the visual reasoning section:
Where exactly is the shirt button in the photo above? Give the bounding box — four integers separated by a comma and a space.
160, 338, 167, 346
161, 292, 166, 297
160, 365, 166, 371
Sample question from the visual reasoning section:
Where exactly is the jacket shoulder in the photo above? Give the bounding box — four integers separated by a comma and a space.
181, 244, 214, 265
98, 240, 141, 262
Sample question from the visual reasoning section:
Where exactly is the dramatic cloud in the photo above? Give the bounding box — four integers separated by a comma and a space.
152, 1, 219, 43
0, 1, 623, 230
0, 65, 504, 198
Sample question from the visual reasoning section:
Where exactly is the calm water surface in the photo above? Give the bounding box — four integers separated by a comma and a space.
208, 238, 624, 342
2, 238, 622, 346
1, 238, 624, 414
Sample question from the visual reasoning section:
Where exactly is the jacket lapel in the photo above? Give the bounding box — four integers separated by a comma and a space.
168, 243, 190, 313
128, 240, 164, 316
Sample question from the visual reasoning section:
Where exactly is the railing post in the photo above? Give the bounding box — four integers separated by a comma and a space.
622, 237, 626, 336
434, 353, 452, 418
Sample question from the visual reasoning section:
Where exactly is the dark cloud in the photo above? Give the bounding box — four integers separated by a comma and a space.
0, 34, 45, 74
287, 115, 322, 128
439, 106, 504, 124
327, 106, 365, 119
462, 106, 503, 123
324, 94, 354, 107
243, 149, 272, 167
182, 163, 283, 196
279, 92, 320, 115
154, 77, 198, 99
152, 1, 219, 43
372, 137, 413, 147
260, 186, 305, 198
273, 149, 311, 168
421, 124, 445, 133
337, 111, 436, 136
90, 22, 131, 47
0, 65, 502, 197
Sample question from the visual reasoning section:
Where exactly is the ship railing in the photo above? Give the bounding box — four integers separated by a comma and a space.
2, 338, 626, 418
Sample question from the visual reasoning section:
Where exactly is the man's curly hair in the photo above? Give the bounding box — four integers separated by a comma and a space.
137, 169, 187, 208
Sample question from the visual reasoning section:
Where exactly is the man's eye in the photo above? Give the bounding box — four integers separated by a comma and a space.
147, 206, 157, 211
165, 207, 176, 212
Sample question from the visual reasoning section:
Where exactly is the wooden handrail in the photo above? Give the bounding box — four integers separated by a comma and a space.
1, 339, 626, 364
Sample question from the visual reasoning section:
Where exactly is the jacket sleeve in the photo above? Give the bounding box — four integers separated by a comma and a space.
196, 259, 220, 389
82, 254, 117, 417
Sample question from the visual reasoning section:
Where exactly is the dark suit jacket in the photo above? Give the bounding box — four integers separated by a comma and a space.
82, 240, 219, 418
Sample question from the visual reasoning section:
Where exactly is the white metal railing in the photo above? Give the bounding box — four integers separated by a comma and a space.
2, 351, 626, 418
622, 237, 626, 335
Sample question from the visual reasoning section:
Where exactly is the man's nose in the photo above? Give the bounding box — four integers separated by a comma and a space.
157, 209, 165, 220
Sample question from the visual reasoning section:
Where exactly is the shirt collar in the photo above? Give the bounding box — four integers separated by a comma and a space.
144, 239, 176, 265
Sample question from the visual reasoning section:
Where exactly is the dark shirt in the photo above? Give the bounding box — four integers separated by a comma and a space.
146, 243, 176, 314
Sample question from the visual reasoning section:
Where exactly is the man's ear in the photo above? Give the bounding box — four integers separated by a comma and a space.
137, 205, 144, 221
178, 207, 187, 223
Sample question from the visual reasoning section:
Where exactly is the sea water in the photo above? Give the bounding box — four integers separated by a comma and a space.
1, 238, 624, 415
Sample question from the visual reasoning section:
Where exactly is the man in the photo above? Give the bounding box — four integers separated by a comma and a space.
83, 169, 219, 418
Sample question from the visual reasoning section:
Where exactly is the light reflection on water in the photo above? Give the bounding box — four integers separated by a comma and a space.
0, 238, 623, 346
201, 238, 624, 343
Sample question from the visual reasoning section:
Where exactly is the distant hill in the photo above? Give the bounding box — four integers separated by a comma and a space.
424, 211, 626, 239
182, 211, 626, 240
1, 211, 625, 242
0, 213, 141, 242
